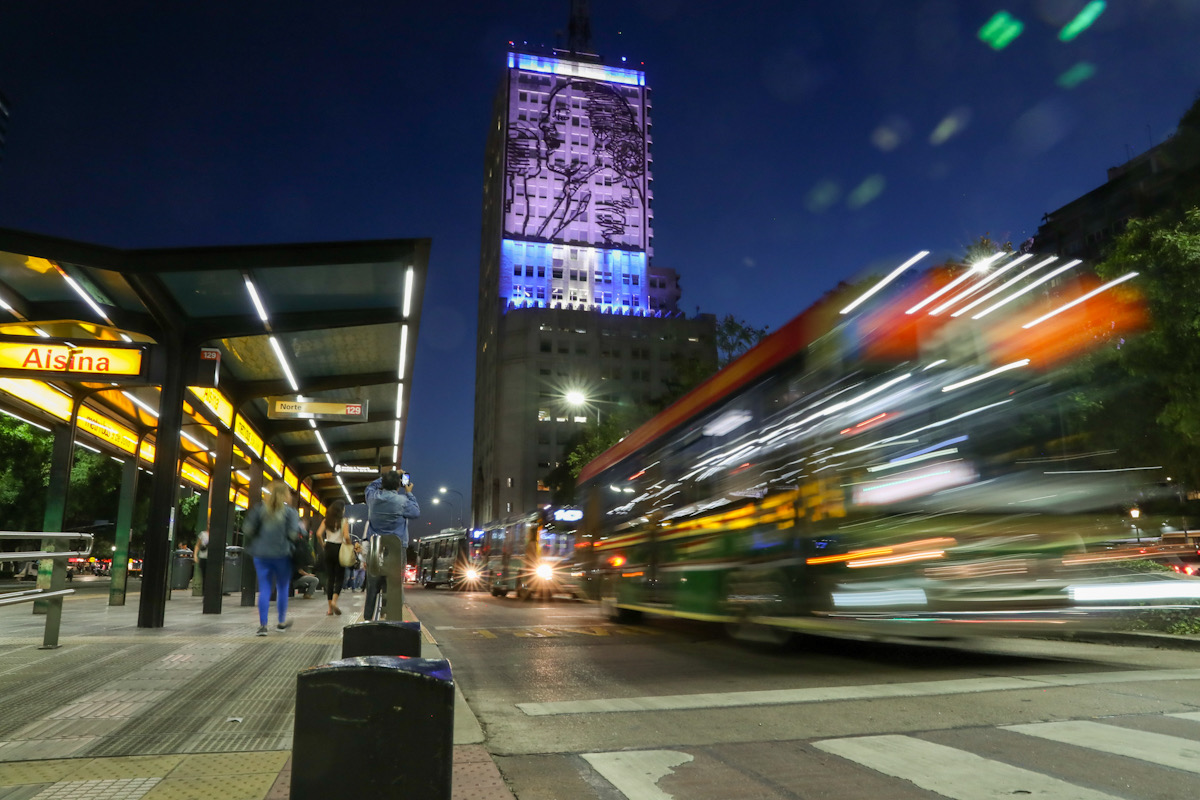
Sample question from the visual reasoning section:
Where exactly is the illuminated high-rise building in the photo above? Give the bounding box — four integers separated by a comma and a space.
471, 5, 715, 524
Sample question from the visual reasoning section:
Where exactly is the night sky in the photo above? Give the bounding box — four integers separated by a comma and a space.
2, 1, 1198, 530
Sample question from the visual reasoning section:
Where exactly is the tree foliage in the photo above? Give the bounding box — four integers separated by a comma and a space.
716, 314, 770, 367
1082, 206, 1200, 484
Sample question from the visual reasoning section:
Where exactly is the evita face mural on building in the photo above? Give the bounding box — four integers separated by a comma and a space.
505, 77, 647, 250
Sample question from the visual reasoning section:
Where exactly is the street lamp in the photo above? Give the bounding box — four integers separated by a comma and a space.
431, 496, 461, 528
1130, 507, 1141, 543
565, 390, 601, 425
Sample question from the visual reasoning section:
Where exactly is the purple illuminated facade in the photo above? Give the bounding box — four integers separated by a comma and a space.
472, 43, 714, 526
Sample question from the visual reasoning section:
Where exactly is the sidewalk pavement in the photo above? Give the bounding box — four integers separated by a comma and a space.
0, 584, 514, 800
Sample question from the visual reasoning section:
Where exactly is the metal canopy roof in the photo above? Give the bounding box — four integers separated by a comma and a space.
0, 227, 429, 506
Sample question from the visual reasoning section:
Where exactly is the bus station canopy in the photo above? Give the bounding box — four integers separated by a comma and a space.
0, 226, 430, 508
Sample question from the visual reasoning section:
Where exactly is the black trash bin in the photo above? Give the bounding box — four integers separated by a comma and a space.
292, 656, 454, 799
342, 620, 422, 659
171, 549, 193, 590
223, 546, 244, 594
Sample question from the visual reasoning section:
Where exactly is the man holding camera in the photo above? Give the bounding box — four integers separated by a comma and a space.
363, 469, 420, 620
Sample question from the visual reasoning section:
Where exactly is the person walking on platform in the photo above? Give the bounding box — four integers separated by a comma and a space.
316, 498, 350, 616
364, 469, 420, 621
243, 480, 302, 636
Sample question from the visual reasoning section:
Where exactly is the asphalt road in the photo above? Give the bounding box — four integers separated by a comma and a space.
405, 586, 1200, 800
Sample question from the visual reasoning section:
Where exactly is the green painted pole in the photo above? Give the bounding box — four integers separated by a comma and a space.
108, 456, 138, 606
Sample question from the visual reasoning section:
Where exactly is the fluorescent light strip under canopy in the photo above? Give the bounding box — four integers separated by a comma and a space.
243, 275, 270, 323
269, 336, 299, 392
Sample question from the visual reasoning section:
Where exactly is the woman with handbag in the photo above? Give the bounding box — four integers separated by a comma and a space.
316, 498, 352, 616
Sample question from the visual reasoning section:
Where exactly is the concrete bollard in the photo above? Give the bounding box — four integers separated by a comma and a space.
341, 620, 422, 659
291, 656, 454, 799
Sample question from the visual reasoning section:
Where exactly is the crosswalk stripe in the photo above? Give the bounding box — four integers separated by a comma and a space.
1003, 720, 1200, 774
813, 734, 1122, 800
517, 667, 1200, 717
1170, 711, 1200, 723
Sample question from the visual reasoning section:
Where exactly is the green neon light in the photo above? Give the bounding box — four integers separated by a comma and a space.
978, 11, 1025, 50
1056, 61, 1097, 89
1059, 1, 1106, 42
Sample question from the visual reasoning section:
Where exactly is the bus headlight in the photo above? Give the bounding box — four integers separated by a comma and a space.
535, 563, 554, 581
465, 568, 480, 581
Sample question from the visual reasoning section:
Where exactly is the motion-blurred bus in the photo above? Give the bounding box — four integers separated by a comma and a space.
415, 528, 485, 590
481, 507, 584, 600
577, 252, 1198, 642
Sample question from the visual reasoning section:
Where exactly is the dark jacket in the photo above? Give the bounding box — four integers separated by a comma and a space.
243, 503, 301, 559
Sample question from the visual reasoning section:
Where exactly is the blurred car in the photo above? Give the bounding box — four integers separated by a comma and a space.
405, 564, 417, 583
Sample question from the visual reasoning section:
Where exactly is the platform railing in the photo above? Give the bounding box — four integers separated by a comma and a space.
0, 531, 94, 648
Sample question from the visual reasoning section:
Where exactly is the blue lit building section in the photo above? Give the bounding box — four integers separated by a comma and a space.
500, 239, 654, 315
507, 52, 645, 86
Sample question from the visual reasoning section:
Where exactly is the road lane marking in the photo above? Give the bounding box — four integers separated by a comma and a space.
516, 667, 1200, 716
1171, 711, 1200, 722
1003, 720, 1200, 773
813, 734, 1122, 800
582, 750, 693, 800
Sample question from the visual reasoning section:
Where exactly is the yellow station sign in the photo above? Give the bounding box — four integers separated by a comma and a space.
0, 342, 143, 377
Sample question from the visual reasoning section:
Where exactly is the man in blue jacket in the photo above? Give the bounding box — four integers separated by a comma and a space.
364, 469, 420, 620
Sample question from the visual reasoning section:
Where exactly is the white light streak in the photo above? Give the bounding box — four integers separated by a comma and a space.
314, 430, 328, 453
118, 333, 133, 343
921, 359, 947, 371
393, 419, 401, 446
396, 384, 404, 418
33, 327, 50, 338
403, 267, 414, 318
972, 260, 1081, 319
929, 254, 1031, 315
62, 274, 110, 321
392, 445, 398, 464
325, 452, 335, 468
840, 251, 928, 315
1043, 466, 1162, 474
951, 256, 1056, 317
308, 419, 317, 429
269, 335, 300, 392
941, 359, 1030, 392
905, 262, 987, 315
867, 449, 960, 472
1021, 272, 1138, 329
1069, 582, 1200, 602
243, 275, 270, 323
76, 441, 101, 454
0, 293, 12, 311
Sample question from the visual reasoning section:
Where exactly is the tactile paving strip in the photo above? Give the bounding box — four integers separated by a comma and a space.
85, 641, 336, 757
140, 772, 277, 800
29, 777, 160, 799
0, 644, 179, 740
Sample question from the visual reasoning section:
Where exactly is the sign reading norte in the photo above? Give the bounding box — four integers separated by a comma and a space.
0, 341, 144, 377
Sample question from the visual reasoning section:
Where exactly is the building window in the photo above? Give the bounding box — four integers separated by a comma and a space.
506, 478, 513, 488
506, 502, 512, 513
538, 408, 551, 421
513, 266, 522, 276
540, 339, 552, 353
552, 267, 563, 279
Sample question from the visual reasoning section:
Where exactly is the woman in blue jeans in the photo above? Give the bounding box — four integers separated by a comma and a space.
242, 480, 302, 636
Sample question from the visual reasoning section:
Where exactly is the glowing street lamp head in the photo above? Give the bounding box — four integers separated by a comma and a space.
565, 390, 587, 406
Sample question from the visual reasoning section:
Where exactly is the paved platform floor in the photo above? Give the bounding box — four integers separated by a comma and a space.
0, 584, 512, 799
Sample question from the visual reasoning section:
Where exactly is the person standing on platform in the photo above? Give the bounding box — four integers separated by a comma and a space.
316, 499, 350, 616
243, 480, 302, 636
364, 469, 420, 620
193, 529, 209, 585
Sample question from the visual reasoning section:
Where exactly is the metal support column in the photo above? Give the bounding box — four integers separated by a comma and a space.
241, 464, 265, 607
34, 421, 74, 616
137, 343, 187, 629
108, 456, 139, 606
203, 426, 234, 614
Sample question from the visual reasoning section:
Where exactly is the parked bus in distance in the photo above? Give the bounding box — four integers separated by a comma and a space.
577, 252, 1199, 643
481, 507, 584, 600
415, 528, 485, 590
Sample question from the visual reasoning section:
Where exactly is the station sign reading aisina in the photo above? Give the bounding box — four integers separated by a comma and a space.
267, 396, 369, 422
335, 464, 378, 474
0, 338, 145, 380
